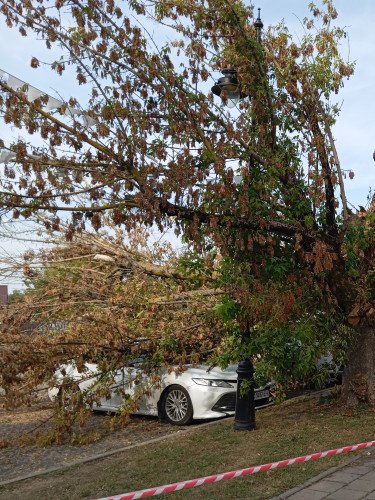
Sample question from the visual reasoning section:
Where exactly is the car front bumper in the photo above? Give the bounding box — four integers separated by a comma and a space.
188, 384, 273, 420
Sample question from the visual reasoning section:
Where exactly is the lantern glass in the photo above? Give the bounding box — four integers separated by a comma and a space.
227, 89, 241, 108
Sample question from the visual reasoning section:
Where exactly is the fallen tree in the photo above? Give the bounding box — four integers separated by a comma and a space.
0, 224, 227, 410
0, 1, 373, 406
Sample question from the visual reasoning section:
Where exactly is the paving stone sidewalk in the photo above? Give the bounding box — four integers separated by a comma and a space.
276, 452, 375, 500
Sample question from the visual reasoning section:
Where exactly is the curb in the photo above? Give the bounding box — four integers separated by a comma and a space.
0, 416, 233, 488
272, 450, 367, 499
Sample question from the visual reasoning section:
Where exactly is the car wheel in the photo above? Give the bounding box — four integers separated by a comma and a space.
160, 385, 193, 425
57, 383, 83, 413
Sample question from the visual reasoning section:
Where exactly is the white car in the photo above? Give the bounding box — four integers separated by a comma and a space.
48, 361, 273, 425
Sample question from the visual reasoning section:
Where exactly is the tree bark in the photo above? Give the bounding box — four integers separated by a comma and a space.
341, 323, 375, 406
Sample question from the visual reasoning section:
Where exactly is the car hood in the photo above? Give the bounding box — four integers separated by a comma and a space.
183, 364, 238, 380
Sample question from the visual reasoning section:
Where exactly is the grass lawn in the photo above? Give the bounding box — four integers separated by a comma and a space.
2, 394, 375, 500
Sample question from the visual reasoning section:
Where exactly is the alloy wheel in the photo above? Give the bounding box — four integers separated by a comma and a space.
165, 389, 189, 423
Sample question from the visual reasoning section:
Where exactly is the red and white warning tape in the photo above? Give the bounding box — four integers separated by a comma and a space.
99, 440, 375, 500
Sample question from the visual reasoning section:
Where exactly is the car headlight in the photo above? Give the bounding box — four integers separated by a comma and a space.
192, 378, 233, 388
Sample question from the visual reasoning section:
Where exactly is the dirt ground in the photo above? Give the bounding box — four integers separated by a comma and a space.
0, 398, 183, 483
0, 389, 329, 486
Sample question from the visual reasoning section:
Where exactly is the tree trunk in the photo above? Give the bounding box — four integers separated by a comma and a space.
341, 324, 375, 406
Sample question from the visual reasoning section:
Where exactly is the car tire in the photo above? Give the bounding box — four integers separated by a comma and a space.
160, 385, 193, 425
57, 383, 83, 414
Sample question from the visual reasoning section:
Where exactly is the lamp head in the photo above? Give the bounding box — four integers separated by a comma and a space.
211, 69, 245, 108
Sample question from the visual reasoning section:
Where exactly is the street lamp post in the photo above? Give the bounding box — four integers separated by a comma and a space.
234, 362, 255, 429
211, 9, 263, 431
234, 323, 256, 431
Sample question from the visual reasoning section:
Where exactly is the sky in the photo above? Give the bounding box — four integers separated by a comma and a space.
0, 1, 374, 291
263, 0, 375, 206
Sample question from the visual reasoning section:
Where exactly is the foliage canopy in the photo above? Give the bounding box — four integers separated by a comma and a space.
0, 0, 375, 422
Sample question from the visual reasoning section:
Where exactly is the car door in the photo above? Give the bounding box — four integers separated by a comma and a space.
106, 368, 127, 408
123, 362, 145, 399
122, 360, 159, 415
90, 367, 125, 410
